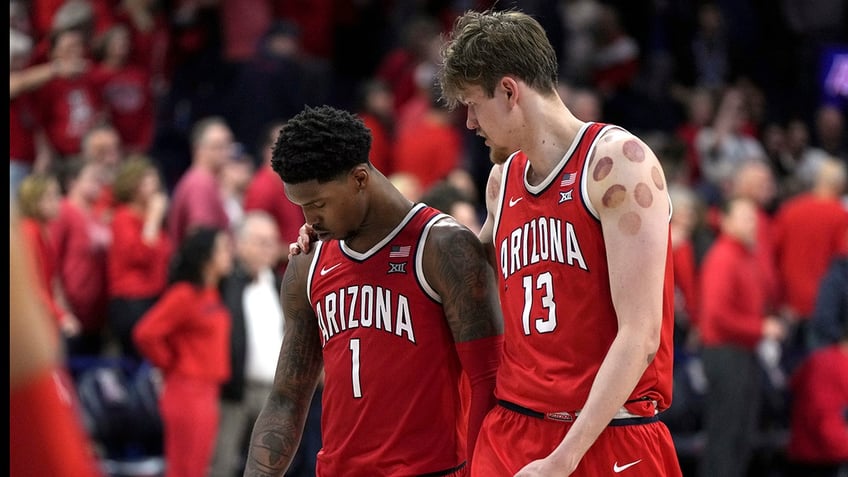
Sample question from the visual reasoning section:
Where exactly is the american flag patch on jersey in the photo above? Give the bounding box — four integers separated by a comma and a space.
560, 172, 576, 187
389, 245, 411, 258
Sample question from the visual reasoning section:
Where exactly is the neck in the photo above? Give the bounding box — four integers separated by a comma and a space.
344, 176, 414, 253
519, 94, 585, 183
812, 184, 839, 199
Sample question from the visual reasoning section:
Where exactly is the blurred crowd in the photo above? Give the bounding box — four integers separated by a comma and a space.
9, 0, 848, 476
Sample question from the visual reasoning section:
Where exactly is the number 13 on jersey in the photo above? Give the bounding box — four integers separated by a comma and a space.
521, 271, 557, 335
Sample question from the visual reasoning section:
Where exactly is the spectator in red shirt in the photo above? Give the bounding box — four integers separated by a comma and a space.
697, 196, 788, 477
395, 62, 438, 138
393, 84, 464, 193
674, 88, 716, 187
133, 226, 233, 477
16, 173, 81, 341
243, 121, 303, 273
33, 26, 104, 161
218, 0, 272, 65
375, 15, 442, 114
11, 28, 43, 195
81, 123, 125, 217
107, 155, 173, 361
10, 25, 88, 194
356, 79, 396, 176
785, 329, 848, 477
773, 158, 848, 322
669, 184, 703, 347
90, 24, 156, 154
167, 116, 234, 245
111, 0, 172, 96
589, 5, 639, 98
52, 157, 112, 358
726, 159, 781, 305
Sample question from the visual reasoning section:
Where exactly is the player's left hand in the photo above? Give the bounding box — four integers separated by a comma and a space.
514, 454, 577, 477
288, 223, 317, 256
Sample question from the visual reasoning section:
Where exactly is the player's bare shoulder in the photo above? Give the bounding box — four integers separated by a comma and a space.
484, 163, 504, 211
422, 215, 502, 341
424, 216, 489, 267
587, 128, 670, 233
479, 163, 504, 246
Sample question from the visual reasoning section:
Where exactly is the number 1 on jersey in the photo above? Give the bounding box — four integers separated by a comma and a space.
349, 338, 362, 398
521, 271, 557, 335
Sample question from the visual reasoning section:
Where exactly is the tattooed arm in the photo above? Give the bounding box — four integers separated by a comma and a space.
424, 217, 504, 343
423, 217, 504, 463
527, 129, 671, 474
243, 251, 324, 477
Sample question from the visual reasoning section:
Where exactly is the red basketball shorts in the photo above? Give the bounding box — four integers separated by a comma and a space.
472, 403, 682, 476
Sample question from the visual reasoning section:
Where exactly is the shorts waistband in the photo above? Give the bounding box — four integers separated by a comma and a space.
497, 400, 659, 426
416, 461, 466, 476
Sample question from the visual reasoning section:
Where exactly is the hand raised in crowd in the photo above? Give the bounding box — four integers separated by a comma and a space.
52, 57, 88, 78
147, 191, 169, 221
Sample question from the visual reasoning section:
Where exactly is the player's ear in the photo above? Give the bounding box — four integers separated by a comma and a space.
351, 165, 369, 190
501, 77, 518, 104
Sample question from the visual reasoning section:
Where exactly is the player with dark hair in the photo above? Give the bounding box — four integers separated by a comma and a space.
437, 9, 682, 477
243, 105, 504, 477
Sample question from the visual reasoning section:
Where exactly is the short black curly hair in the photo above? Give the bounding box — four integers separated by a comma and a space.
271, 105, 372, 184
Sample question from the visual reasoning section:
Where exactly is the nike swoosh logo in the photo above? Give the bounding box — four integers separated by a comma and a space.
508, 196, 523, 207
320, 263, 341, 276
613, 460, 642, 473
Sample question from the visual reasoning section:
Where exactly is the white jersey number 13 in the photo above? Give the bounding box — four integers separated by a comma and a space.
522, 271, 557, 335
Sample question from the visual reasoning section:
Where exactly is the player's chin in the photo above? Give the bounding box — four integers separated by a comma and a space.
489, 149, 511, 165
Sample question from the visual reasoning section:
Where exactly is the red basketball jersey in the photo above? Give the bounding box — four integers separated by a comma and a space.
308, 203, 467, 476
492, 122, 675, 415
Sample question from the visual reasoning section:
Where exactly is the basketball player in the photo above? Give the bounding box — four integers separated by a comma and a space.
242, 105, 504, 477
437, 9, 682, 476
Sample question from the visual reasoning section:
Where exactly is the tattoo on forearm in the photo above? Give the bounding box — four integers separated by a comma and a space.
244, 420, 301, 476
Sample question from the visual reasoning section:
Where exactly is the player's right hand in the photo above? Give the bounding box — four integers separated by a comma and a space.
289, 223, 317, 256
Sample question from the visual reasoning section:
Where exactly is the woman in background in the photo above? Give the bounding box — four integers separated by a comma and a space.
133, 226, 233, 477
17, 172, 81, 341
107, 155, 172, 361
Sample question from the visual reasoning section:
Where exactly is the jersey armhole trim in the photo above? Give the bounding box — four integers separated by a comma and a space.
415, 213, 451, 303
305, 240, 324, 304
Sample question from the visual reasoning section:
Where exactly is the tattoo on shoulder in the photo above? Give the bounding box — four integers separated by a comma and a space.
430, 226, 500, 341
